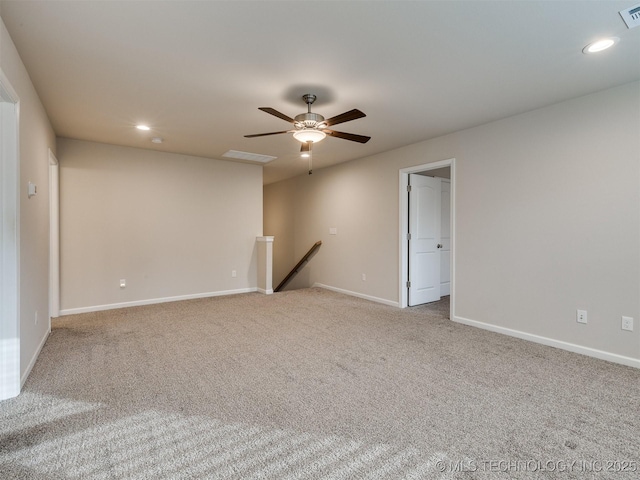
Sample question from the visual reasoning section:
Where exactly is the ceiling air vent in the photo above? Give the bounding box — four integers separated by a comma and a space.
222, 150, 277, 163
620, 3, 640, 29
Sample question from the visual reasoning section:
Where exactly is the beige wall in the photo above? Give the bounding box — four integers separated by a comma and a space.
266, 159, 399, 297
1, 16, 56, 380
58, 139, 262, 312
264, 82, 640, 362
263, 178, 296, 289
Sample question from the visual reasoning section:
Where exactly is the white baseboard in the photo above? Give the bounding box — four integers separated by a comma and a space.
313, 283, 399, 308
59, 288, 258, 316
21, 328, 50, 387
453, 315, 640, 369
257, 288, 273, 295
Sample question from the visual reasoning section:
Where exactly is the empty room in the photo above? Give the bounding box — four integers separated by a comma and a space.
1, 1, 639, 478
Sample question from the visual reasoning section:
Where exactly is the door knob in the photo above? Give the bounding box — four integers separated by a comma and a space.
437, 244, 443, 249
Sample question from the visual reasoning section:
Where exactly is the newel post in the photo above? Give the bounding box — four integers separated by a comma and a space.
256, 236, 274, 294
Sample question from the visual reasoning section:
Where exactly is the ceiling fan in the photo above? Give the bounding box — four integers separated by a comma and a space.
244, 94, 371, 156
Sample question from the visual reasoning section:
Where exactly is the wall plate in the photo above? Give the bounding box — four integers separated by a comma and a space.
620, 4, 640, 29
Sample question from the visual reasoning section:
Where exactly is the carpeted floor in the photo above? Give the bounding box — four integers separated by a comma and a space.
1, 287, 638, 479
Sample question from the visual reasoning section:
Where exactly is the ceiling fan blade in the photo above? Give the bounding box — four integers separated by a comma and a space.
300, 142, 311, 153
323, 129, 371, 144
258, 107, 295, 123
324, 109, 366, 127
244, 131, 291, 138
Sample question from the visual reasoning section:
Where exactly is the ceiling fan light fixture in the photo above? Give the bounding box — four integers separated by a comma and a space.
293, 129, 326, 143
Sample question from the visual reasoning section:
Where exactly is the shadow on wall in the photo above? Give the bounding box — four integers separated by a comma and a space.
282, 268, 312, 292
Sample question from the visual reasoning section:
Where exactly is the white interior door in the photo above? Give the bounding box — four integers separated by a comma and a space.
440, 179, 451, 296
408, 174, 441, 306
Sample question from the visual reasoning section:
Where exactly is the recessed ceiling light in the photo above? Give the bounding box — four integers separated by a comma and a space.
136, 124, 151, 131
151, 137, 163, 144
582, 37, 619, 54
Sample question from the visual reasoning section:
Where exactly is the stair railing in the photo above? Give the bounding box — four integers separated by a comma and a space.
274, 241, 322, 292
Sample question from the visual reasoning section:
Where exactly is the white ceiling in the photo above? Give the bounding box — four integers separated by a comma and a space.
1, 1, 638, 184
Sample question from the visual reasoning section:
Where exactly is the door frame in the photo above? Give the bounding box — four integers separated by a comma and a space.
49, 149, 59, 321
398, 158, 455, 313
0, 69, 21, 400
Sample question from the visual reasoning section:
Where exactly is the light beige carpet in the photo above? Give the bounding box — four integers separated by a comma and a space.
1, 287, 638, 479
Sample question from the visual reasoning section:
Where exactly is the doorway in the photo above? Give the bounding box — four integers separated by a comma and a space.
399, 159, 455, 314
407, 174, 441, 305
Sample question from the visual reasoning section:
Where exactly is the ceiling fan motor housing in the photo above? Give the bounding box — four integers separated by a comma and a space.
294, 112, 326, 129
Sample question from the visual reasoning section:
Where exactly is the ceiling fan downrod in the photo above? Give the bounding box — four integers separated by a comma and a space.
302, 94, 317, 112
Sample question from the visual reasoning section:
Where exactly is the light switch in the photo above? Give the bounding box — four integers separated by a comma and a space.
28, 182, 37, 198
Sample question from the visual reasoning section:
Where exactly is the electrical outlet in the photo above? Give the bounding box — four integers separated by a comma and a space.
232, 270, 237, 278
362, 273, 366, 281
329, 227, 337, 235
120, 279, 126, 288
35, 310, 38, 325
622, 316, 634, 332
576, 309, 587, 324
